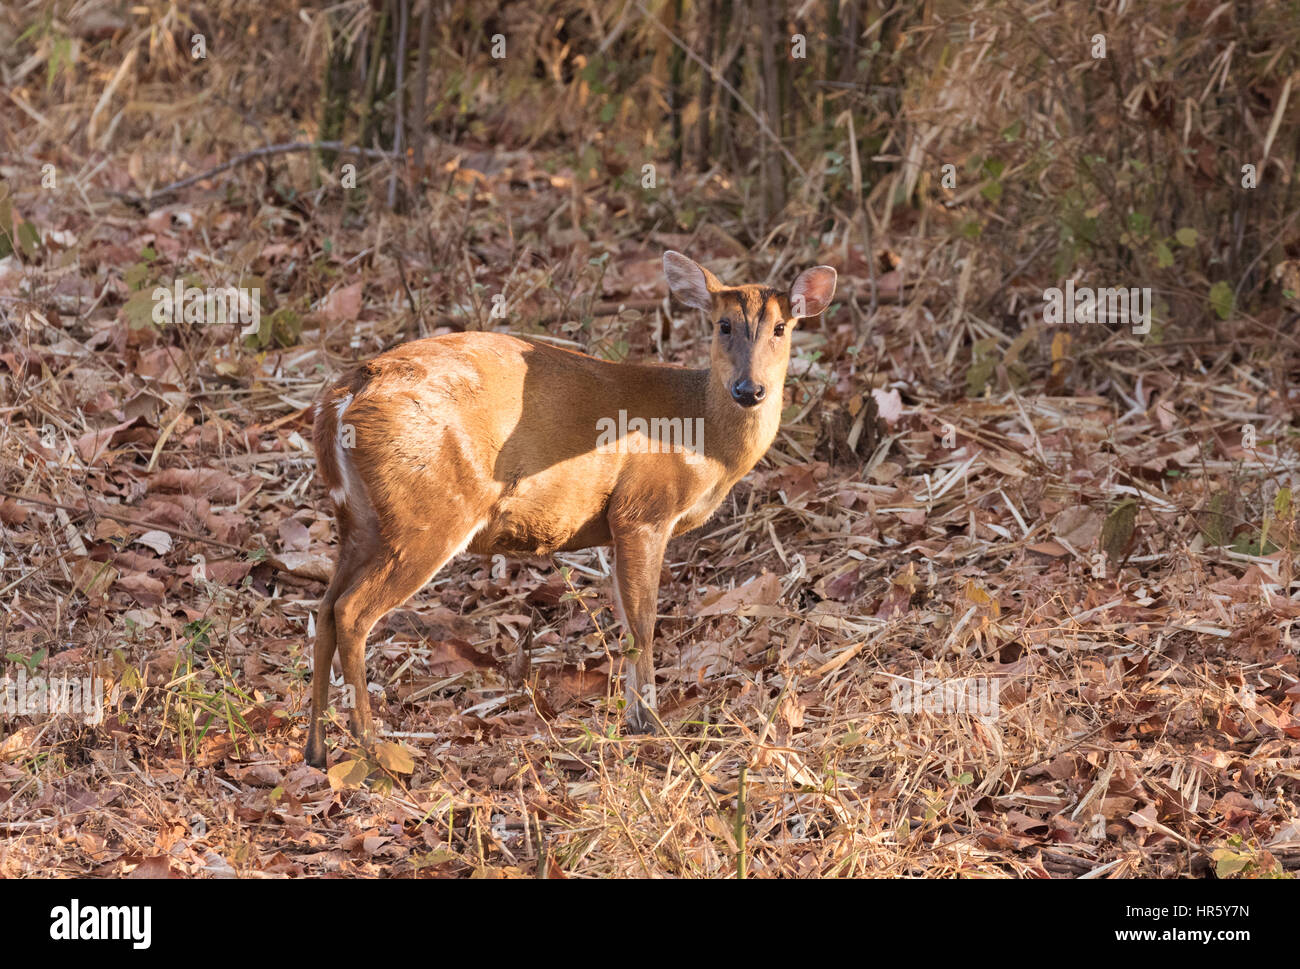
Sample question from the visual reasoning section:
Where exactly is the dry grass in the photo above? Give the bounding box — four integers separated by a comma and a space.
0, 0, 1297, 878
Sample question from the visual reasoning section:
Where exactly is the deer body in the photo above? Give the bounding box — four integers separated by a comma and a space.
304, 253, 835, 766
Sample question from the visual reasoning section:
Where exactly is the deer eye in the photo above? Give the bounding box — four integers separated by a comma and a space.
774, 323, 786, 338
719, 319, 732, 335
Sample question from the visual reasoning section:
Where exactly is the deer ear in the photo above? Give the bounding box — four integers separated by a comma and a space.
663, 251, 722, 311
789, 266, 837, 319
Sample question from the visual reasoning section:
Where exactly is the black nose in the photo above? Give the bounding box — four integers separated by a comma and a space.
731, 379, 766, 407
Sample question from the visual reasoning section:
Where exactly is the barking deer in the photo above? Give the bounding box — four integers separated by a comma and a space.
304, 251, 836, 766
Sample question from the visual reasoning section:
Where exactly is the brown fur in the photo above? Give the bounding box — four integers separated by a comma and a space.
303, 254, 835, 766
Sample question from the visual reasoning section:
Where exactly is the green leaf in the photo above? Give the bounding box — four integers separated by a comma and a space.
122, 289, 158, 330
1231, 531, 1266, 556
1175, 227, 1198, 247
0, 188, 12, 258
1201, 492, 1230, 547
416, 848, 459, 867
1209, 281, 1234, 320
17, 221, 40, 259
47, 36, 72, 87
124, 262, 151, 291
6, 649, 45, 674
1212, 848, 1251, 878
1100, 499, 1138, 564
1275, 487, 1291, 518
1155, 241, 1174, 268
965, 338, 998, 395
269, 307, 302, 348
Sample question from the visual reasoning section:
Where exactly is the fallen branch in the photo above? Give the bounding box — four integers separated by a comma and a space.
111, 141, 401, 207
0, 490, 248, 554
417, 298, 668, 335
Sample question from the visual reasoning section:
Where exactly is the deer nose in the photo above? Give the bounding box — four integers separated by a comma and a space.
731, 379, 766, 407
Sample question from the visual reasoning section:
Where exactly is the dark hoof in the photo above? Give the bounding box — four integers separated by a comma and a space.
624, 702, 659, 736
304, 737, 327, 769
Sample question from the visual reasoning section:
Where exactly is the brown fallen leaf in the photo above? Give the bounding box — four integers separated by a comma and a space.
376, 741, 416, 775
128, 855, 178, 878
71, 559, 118, 599
320, 281, 363, 322
149, 467, 251, 503
278, 517, 311, 551
1027, 540, 1069, 557
115, 571, 166, 606
75, 417, 139, 464
327, 758, 369, 790
1052, 506, 1103, 549
270, 551, 333, 582
697, 572, 782, 616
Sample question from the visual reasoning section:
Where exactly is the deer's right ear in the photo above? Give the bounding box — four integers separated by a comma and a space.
663, 251, 721, 311
789, 266, 837, 319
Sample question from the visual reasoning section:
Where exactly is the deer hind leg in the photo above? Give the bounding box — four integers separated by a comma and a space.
306, 515, 481, 765
304, 574, 343, 769
305, 515, 376, 768
610, 522, 670, 735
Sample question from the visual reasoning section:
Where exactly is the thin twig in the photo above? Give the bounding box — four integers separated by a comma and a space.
111, 141, 401, 206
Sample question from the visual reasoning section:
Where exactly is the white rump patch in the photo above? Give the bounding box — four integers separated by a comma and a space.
332, 394, 362, 509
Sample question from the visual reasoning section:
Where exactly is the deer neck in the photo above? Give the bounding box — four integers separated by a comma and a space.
700, 363, 787, 485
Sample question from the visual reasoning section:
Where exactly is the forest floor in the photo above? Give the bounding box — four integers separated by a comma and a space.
1, 138, 1298, 878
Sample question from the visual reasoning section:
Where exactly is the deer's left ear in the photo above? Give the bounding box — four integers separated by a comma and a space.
663, 251, 724, 312
789, 266, 837, 319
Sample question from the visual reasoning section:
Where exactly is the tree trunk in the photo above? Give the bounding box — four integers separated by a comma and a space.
411, 0, 433, 184
668, 0, 685, 170
318, 13, 356, 174
758, 0, 785, 221
839, 0, 861, 84
359, 5, 390, 152
695, 0, 717, 171
387, 0, 410, 210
